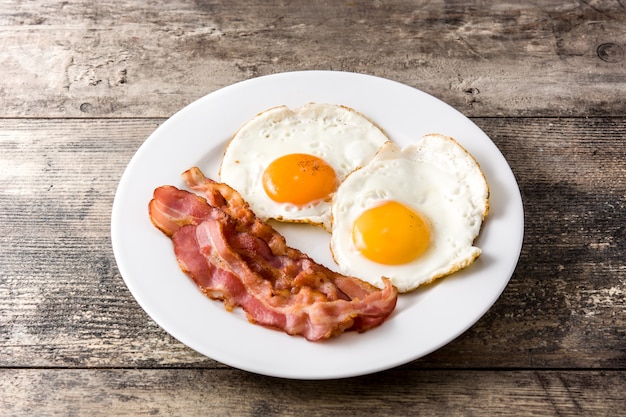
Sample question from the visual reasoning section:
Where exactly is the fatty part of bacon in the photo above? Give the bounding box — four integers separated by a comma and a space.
148, 167, 398, 341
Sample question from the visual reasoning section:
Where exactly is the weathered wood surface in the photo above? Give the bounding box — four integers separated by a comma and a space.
0, 0, 625, 118
1, 0, 625, 415
2, 369, 625, 417
1, 118, 624, 366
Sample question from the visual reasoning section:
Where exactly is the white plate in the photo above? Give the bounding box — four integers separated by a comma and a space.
111, 71, 524, 379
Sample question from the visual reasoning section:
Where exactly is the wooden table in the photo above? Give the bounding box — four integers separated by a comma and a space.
1, 1, 625, 415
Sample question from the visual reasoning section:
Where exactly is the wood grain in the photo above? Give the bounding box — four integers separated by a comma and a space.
0, 0, 625, 118
2, 0, 625, 414
1, 369, 625, 417
1, 117, 624, 370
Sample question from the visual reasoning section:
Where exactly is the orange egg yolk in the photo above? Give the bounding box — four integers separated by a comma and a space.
351, 201, 430, 265
262, 153, 338, 206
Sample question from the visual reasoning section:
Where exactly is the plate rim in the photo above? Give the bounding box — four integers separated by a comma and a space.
111, 70, 524, 379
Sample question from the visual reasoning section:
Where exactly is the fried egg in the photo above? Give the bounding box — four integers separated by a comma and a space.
219, 103, 390, 230
330, 133, 490, 293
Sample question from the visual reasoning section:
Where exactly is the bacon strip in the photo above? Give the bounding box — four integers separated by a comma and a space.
149, 167, 397, 341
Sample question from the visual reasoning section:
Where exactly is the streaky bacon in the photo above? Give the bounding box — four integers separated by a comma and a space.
149, 167, 397, 341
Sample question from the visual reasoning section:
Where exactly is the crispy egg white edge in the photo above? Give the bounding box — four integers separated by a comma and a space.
219, 103, 391, 231
329, 133, 490, 293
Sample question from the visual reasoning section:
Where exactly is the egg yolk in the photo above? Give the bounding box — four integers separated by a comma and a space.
351, 201, 430, 265
262, 153, 338, 206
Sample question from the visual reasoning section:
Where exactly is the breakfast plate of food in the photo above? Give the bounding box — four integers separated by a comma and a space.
111, 71, 524, 379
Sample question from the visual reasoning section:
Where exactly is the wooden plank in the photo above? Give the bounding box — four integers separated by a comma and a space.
0, 0, 625, 118
1, 369, 624, 417
0, 119, 213, 367
1, 118, 625, 369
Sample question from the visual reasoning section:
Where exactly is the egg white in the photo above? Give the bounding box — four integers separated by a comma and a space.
219, 103, 390, 230
330, 134, 490, 293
